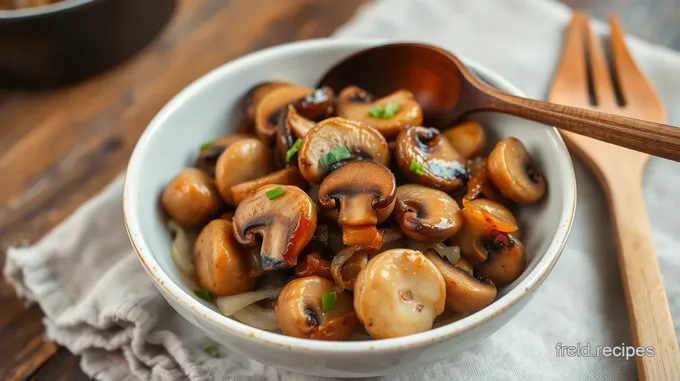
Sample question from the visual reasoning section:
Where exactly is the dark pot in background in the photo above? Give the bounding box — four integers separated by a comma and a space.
0, 0, 176, 89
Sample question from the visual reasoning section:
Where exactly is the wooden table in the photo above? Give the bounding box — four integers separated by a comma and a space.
1, 0, 678, 380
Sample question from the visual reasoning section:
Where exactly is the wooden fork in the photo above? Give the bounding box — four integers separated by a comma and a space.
549, 12, 680, 381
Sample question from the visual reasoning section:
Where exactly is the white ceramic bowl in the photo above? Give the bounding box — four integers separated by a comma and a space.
123, 38, 576, 378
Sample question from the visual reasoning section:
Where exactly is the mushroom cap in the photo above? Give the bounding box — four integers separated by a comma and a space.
336, 86, 423, 140
254, 85, 313, 142
274, 276, 357, 340
475, 231, 527, 285
298, 117, 390, 184
317, 160, 396, 227
230, 166, 308, 206
215, 138, 274, 206
290, 86, 334, 121
275, 106, 316, 166
393, 184, 463, 243
195, 134, 254, 176
423, 250, 497, 313
244, 81, 291, 124
396, 126, 468, 193
442, 120, 486, 159
487, 137, 546, 204
161, 168, 223, 228
232, 185, 317, 270
193, 219, 252, 296
354, 249, 446, 339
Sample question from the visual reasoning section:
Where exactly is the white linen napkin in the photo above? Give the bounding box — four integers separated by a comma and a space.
5, 0, 680, 380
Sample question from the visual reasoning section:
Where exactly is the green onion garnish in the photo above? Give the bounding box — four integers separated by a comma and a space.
204, 344, 219, 357
409, 160, 426, 176
367, 103, 400, 119
199, 141, 213, 151
286, 139, 303, 163
322, 291, 337, 311
194, 288, 212, 302
319, 146, 351, 168
266, 186, 284, 200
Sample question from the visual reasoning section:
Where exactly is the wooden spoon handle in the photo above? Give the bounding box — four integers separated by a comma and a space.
605, 179, 680, 381
480, 89, 680, 162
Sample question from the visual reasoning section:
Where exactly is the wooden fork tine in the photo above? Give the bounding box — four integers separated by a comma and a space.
548, 11, 589, 107
583, 13, 616, 108
608, 14, 666, 122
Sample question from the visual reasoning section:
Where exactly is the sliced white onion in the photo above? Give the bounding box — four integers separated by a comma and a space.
216, 288, 282, 317
168, 220, 195, 278
233, 304, 280, 330
408, 241, 461, 264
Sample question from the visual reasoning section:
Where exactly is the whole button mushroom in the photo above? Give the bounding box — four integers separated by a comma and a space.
336, 86, 423, 140
487, 137, 547, 204
317, 161, 396, 247
297, 117, 390, 184
193, 219, 252, 296
274, 276, 357, 341
232, 185, 317, 270
254, 85, 314, 142
393, 184, 463, 243
395, 126, 468, 193
354, 249, 446, 339
423, 250, 497, 313
195, 134, 253, 177
215, 138, 274, 207
161, 168, 223, 228
475, 231, 527, 286
442, 120, 487, 159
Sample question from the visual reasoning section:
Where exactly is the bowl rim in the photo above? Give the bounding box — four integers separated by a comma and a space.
0, 0, 96, 19
123, 37, 577, 354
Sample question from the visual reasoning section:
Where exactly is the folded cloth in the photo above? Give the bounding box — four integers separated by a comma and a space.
5, 0, 680, 380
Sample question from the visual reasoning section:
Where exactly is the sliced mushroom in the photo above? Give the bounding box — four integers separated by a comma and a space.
194, 219, 252, 296
297, 117, 390, 184
254, 85, 313, 142
487, 137, 546, 204
393, 184, 463, 243
442, 121, 486, 159
230, 167, 307, 206
423, 250, 497, 313
275, 106, 316, 166
195, 134, 253, 176
274, 276, 357, 340
232, 185, 317, 270
464, 156, 505, 201
475, 231, 527, 285
161, 168, 223, 228
336, 86, 423, 140
396, 126, 468, 193
245, 81, 291, 125
354, 249, 445, 339
317, 161, 396, 246
330, 245, 372, 290
215, 138, 274, 206
454, 257, 474, 276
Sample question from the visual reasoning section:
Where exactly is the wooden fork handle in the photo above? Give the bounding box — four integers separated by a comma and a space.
479, 89, 680, 162
606, 179, 680, 381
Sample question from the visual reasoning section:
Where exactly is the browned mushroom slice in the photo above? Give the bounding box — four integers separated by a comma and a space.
274, 276, 357, 340
230, 167, 308, 206
395, 126, 468, 193
254, 85, 313, 142
442, 121, 486, 159
336, 86, 423, 140
215, 138, 274, 206
194, 219, 252, 296
195, 134, 253, 176
232, 185, 317, 270
244, 81, 291, 125
298, 117, 390, 184
475, 231, 527, 285
317, 161, 396, 246
454, 257, 474, 276
161, 168, 224, 228
275, 106, 316, 166
423, 250, 497, 313
487, 137, 546, 204
393, 184, 463, 243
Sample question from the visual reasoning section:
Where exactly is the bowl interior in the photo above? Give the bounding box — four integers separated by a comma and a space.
124, 39, 575, 349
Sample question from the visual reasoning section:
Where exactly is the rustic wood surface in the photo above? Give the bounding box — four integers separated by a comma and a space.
0, 0, 678, 379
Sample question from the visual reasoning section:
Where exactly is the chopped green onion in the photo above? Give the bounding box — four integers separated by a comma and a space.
322, 291, 337, 311
194, 288, 212, 302
204, 344, 219, 358
409, 160, 426, 176
266, 186, 284, 200
319, 146, 352, 168
286, 139, 303, 163
367, 103, 400, 119
199, 141, 213, 151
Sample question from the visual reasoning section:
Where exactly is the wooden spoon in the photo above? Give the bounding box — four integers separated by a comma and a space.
318, 43, 680, 162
